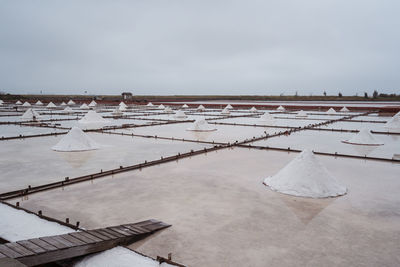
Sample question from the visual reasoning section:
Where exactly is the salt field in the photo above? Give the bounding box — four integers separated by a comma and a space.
0, 100, 399, 266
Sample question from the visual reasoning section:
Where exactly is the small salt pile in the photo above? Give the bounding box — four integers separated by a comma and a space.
342, 128, 383, 145
146, 102, 154, 107
22, 101, 31, 107
174, 110, 188, 119
79, 110, 109, 124
158, 104, 165, 110
187, 118, 216, 131
264, 149, 347, 198
52, 127, 99, 152
47, 102, 57, 108
226, 104, 233, 109
80, 103, 90, 110
326, 107, 336, 114
277, 105, 285, 111
295, 110, 307, 117
250, 107, 258, 112
221, 107, 230, 115
197, 105, 205, 111
182, 104, 189, 109
67, 100, 76, 105
340, 106, 349, 112
88, 100, 97, 107
16, 100, 22, 105
20, 108, 41, 121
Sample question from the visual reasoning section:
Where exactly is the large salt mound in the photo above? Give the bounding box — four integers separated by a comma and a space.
21, 108, 41, 121
342, 128, 384, 145
187, 118, 216, 131
264, 150, 347, 198
52, 127, 100, 152
79, 110, 109, 124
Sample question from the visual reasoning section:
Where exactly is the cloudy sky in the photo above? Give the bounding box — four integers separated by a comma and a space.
0, 0, 399, 96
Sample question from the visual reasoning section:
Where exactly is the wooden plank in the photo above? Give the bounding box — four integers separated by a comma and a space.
59, 234, 86, 246
78, 232, 103, 243
0, 244, 22, 258
107, 226, 136, 236
51, 236, 76, 247
17, 240, 46, 254
86, 230, 113, 241
39, 237, 69, 249
122, 225, 147, 234
5, 242, 35, 257
94, 229, 120, 239
100, 228, 125, 238
29, 238, 58, 252
68, 232, 96, 244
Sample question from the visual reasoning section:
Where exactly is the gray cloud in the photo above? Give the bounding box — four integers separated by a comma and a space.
0, 0, 399, 95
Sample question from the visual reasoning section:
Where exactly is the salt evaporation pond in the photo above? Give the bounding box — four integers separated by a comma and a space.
0, 133, 212, 192
0, 124, 65, 138
13, 148, 400, 267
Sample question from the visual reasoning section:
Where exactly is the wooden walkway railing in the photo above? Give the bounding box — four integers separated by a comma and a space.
0, 219, 170, 266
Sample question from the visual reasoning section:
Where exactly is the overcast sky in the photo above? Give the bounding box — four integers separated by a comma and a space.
0, 0, 399, 96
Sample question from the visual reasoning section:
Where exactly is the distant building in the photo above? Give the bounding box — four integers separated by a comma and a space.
122, 92, 133, 100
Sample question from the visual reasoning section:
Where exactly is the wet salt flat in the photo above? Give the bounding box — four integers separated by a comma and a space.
211, 116, 327, 127
251, 130, 400, 159
0, 133, 211, 192
14, 148, 400, 267
0, 124, 65, 137
1, 101, 400, 267
112, 123, 282, 143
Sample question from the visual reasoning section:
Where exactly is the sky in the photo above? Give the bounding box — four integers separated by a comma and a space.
0, 0, 399, 96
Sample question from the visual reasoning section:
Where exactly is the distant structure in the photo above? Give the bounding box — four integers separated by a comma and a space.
122, 92, 133, 100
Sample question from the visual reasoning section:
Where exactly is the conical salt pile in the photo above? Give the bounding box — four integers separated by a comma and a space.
164, 106, 173, 113
277, 105, 285, 111
47, 102, 57, 108
340, 106, 349, 112
79, 110, 109, 124
264, 149, 347, 198
52, 127, 99, 152
88, 100, 97, 107
326, 108, 336, 114
221, 107, 230, 115
187, 118, 216, 131
384, 112, 400, 132
158, 104, 165, 109
16, 100, 22, 105
22, 101, 31, 107
174, 110, 187, 119
63, 106, 73, 113
119, 105, 127, 111
342, 128, 383, 145
146, 102, 154, 107
182, 104, 189, 108
296, 110, 307, 117
226, 104, 233, 109
112, 107, 123, 115
197, 105, 205, 111
0, 100, 3, 105
260, 112, 275, 123
60, 102, 67, 106
67, 100, 76, 105
80, 103, 90, 110
20, 108, 41, 121
119, 102, 127, 108
34, 100, 43, 106
250, 107, 257, 112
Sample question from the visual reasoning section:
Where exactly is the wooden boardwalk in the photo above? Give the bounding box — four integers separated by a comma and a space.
0, 219, 170, 266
